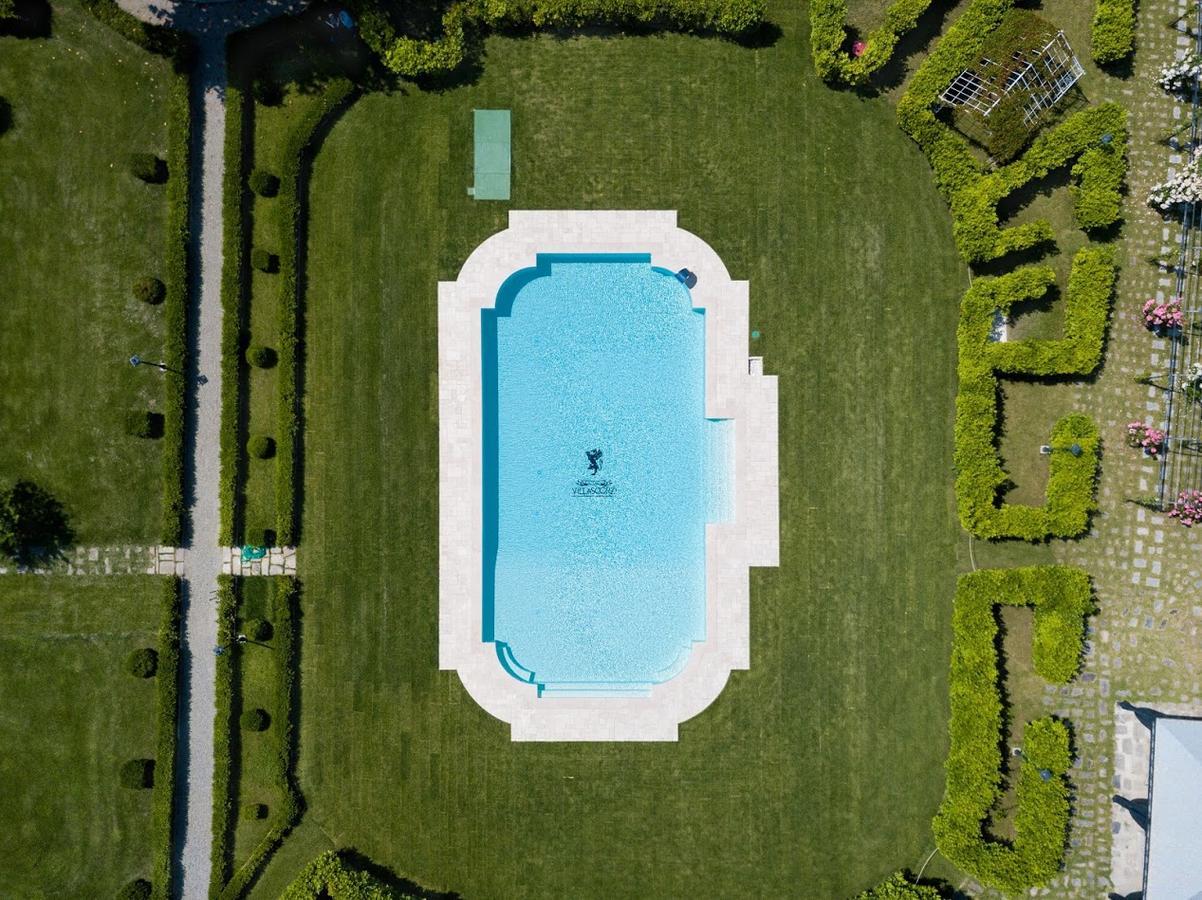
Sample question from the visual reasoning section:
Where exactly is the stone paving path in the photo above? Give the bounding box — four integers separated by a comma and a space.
0, 545, 185, 575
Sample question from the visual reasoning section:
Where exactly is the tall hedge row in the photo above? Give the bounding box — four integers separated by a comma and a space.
274, 80, 358, 546
210, 576, 239, 898
352, 0, 764, 78
280, 850, 420, 900
809, 0, 935, 84
933, 567, 1091, 893
955, 247, 1115, 540
218, 577, 303, 899
220, 79, 248, 546
1091, 0, 1136, 65
150, 577, 182, 900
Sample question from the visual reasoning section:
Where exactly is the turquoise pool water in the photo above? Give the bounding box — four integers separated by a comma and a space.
483, 255, 729, 696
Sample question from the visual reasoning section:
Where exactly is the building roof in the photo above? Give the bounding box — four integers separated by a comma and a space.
1145, 717, 1202, 898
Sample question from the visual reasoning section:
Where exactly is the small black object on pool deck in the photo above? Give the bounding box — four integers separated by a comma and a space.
675, 268, 697, 289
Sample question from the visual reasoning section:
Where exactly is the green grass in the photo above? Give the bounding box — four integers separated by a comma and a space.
0, 576, 163, 896
0, 2, 173, 543
242, 2, 985, 895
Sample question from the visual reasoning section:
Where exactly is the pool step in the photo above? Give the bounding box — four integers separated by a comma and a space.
539, 682, 653, 699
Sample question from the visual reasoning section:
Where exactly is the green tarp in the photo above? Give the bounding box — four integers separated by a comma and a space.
470, 109, 511, 201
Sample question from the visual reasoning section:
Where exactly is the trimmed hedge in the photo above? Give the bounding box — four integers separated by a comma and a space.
856, 872, 942, 899
1091, 0, 1136, 65
354, 0, 764, 78
810, 0, 934, 85
248, 435, 276, 460
117, 879, 153, 900
150, 577, 181, 900
249, 168, 279, 197
125, 410, 163, 439
210, 576, 238, 897
217, 577, 303, 900
955, 247, 1114, 540
120, 758, 155, 789
126, 647, 158, 678
246, 345, 277, 368
240, 707, 270, 731
280, 849, 420, 900
273, 79, 358, 546
219, 80, 248, 546
133, 276, 166, 305
934, 567, 1090, 893
129, 152, 167, 184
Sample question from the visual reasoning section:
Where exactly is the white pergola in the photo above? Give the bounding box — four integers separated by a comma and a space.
939, 30, 1085, 124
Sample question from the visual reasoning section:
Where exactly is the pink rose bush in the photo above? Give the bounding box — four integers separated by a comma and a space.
1142, 296, 1185, 331
1168, 489, 1202, 526
852, 40, 866, 57
1126, 421, 1166, 457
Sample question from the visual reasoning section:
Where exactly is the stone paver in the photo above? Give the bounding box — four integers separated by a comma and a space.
0, 545, 185, 576
221, 545, 297, 576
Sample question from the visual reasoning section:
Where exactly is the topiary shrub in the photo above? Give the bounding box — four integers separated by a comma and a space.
241, 708, 269, 732
253, 77, 283, 107
119, 758, 155, 789
242, 802, 269, 820
128, 152, 166, 184
125, 410, 164, 440
251, 248, 278, 273
248, 435, 275, 459
248, 168, 280, 197
244, 618, 273, 641
246, 345, 277, 368
245, 527, 275, 548
132, 276, 166, 305
125, 647, 158, 678
115, 878, 152, 900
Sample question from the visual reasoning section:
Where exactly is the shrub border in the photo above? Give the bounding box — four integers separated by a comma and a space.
954, 247, 1115, 540
809, 0, 935, 84
934, 566, 1092, 893
1091, 0, 1136, 65
150, 576, 182, 900
210, 576, 239, 896
280, 849, 414, 899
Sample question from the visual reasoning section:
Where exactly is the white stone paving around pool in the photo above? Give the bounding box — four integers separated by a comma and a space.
438, 210, 780, 741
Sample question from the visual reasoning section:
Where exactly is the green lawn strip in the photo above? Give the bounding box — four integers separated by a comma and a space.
933, 566, 1091, 893
263, 3, 972, 894
0, 576, 166, 895
0, 2, 174, 543
212, 576, 302, 899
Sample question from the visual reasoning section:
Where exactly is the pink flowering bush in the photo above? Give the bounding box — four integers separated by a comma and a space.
1169, 489, 1202, 526
852, 40, 867, 57
1126, 421, 1166, 457
1142, 296, 1185, 331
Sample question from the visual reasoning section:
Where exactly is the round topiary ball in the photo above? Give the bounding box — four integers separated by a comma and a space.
132, 276, 166, 305
245, 527, 275, 548
244, 618, 273, 641
251, 248, 278, 273
253, 77, 283, 107
124, 410, 163, 439
241, 708, 270, 732
119, 758, 154, 789
248, 168, 280, 197
248, 435, 275, 459
125, 647, 158, 678
128, 152, 166, 183
242, 802, 269, 820
116, 878, 152, 900
245, 345, 277, 369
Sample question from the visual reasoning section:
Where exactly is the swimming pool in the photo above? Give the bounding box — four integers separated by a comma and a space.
482, 255, 730, 695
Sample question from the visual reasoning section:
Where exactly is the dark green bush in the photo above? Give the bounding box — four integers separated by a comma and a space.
253, 77, 283, 107
934, 567, 1090, 893
810, 0, 935, 84
954, 247, 1114, 539
245, 617, 273, 641
120, 758, 155, 789
249, 435, 276, 459
132, 276, 166, 305
246, 345, 277, 368
251, 248, 278, 273
856, 872, 942, 899
243, 802, 269, 820
128, 152, 166, 183
1091, 0, 1135, 64
0, 0, 15, 19
0, 479, 74, 564
115, 878, 152, 900
241, 707, 270, 732
245, 527, 276, 548
249, 168, 280, 197
125, 410, 165, 440
126, 647, 158, 678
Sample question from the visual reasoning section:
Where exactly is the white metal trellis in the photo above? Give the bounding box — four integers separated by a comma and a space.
939, 30, 1084, 124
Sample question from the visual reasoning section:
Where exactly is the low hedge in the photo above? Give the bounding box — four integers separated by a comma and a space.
280, 849, 420, 900
1091, 0, 1135, 65
126, 647, 158, 678
219, 79, 248, 546
856, 872, 941, 899
810, 0, 934, 85
955, 247, 1114, 540
218, 577, 303, 900
933, 567, 1090, 893
210, 576, 238, 897
80, 0, 193, 61
354, 0, 764, 78
273, 79, 358, 546
150, 577, 181, 900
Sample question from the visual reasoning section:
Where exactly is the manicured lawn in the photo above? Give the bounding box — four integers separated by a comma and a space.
0, 576, 163, 895
0, 3, 173, 543
248, 2, 981, 896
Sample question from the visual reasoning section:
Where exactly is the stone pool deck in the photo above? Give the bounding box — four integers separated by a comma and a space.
438, 210, 779, 741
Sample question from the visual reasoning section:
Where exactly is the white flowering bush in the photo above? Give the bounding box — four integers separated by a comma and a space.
1159, 55, 1202, 92
1148, 149, 1202, 210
